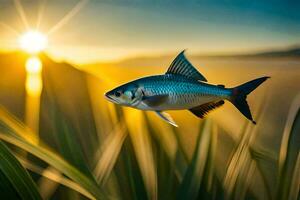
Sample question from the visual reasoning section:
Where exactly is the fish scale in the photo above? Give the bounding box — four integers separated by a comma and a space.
136, 74, 232, 110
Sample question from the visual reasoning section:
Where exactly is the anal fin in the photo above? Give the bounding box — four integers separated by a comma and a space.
189, 100, 224, 118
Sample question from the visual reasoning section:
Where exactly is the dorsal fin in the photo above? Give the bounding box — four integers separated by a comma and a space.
189, 100, 224, 118
166, 50, 207, 82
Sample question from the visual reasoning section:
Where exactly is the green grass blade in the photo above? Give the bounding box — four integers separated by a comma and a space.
0, 141, 42, 200
197, 122, 218, 199
114, 136, 148, 200
0, 170, 21, 199
288, 152, 300, 200
51, 104, 95, 178
0, 131, 107, 200
144, 113, 179, 200
94, 120, 127, 186
17, 156, 95, 200
0, 107, 108, 200
177, 119, 212, 200
277, 103, 300, 200
124, 109, 157, 200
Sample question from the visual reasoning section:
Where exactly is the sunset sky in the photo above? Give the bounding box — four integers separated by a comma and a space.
0, 0, 299, 64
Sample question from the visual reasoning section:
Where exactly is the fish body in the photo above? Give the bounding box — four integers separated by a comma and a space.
124, 74, 231, 111
105, 50, 269, 126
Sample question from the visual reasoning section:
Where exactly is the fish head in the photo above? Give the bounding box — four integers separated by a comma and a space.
105, 82, 142, 107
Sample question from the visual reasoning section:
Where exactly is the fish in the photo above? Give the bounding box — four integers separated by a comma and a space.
105, 50, 269, 127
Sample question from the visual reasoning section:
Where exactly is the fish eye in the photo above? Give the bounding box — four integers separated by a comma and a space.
115, 91, 122, 97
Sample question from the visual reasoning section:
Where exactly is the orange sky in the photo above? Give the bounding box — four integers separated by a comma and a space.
0, 0, 299, 64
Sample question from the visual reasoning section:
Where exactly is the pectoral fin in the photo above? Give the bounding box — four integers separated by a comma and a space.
189, 100, 224, 118
155, 111, 178, 127
142, 94, 168, 107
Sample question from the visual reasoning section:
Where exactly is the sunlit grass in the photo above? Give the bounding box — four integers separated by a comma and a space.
0, 106, 107, 199
0, 56, 299, 199
0, 90, 296, 199
0, 92, 298, 199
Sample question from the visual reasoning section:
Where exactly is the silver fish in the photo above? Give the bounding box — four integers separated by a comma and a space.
105, 50, 269, 127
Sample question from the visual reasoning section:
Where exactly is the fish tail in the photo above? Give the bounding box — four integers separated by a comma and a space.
229, 76, 270, 124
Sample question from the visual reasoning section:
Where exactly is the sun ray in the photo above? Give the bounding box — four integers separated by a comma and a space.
0, 22, 20, 36
0, 39, 19, 49
13, 0, 30, 30
36, 0, 48, 30
47, 0, 89, 36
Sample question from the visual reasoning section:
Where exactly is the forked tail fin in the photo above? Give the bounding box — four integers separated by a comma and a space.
230, 76, 270, 124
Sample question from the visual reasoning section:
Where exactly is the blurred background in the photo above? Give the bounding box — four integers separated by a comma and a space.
0, 0, 299, 200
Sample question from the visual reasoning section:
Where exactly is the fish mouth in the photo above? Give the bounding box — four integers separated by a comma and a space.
104, 93, 119, 104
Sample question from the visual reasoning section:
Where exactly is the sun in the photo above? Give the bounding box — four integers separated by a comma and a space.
19, 30, 48, 54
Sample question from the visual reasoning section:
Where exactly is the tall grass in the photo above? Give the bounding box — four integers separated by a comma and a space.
0, 92, 299, 199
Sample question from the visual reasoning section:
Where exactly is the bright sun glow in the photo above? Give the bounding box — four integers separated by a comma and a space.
19, 30, 48, 53
25, 56, 43, 96
26, 57, 42, 74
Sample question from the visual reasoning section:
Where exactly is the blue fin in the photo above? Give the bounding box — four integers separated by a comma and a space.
166, 50, 207, 82
155, 111, 178, 127
230, 76, 270, 124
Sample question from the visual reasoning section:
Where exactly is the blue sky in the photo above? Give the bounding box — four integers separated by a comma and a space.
0, 0, 299, 63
